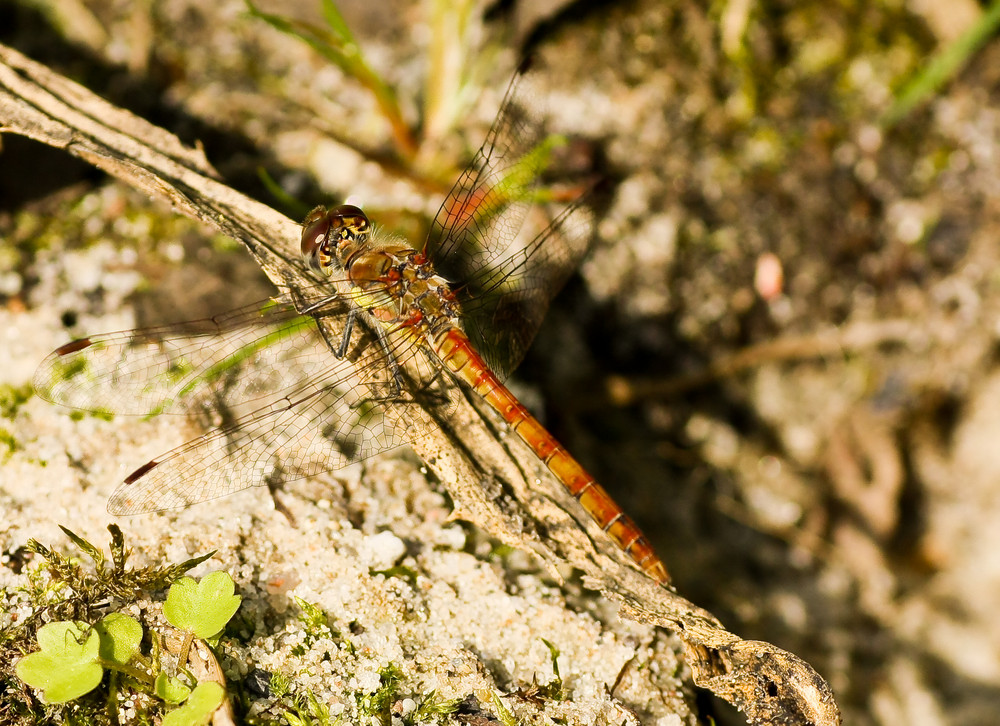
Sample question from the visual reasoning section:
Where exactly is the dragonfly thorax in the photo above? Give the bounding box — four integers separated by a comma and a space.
301, 204, 462, 335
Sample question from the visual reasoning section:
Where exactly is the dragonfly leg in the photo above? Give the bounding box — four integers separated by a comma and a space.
363, 347, 452, 409
414, 349, 453, 407
377, 326, 408, 395
355, 329, 406, 406
345, 326, 433, 412
314, 307, 358, 359
334, 308, 357, 359
370, 337, 453, 408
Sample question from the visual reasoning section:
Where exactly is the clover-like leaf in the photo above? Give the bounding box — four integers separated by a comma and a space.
164, 571, 241, 639
161, 681, 225, 726
155, 671, 193, 704
15, 621, 104, 703
95, 612, 143, 666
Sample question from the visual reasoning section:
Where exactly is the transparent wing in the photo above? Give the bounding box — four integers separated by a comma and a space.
425, 71, 593, 379
35, 295, 452, 515
33, 299, 332, 417
460, 201, 592, 379
106, 321, 450, 515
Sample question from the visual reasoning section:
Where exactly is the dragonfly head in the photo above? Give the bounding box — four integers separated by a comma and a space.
301, 204, 371, 275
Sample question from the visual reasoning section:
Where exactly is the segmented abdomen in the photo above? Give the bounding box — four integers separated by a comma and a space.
433, 327, 670, 585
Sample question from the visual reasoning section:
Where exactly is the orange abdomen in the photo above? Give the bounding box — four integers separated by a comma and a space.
434, 327, 670, 585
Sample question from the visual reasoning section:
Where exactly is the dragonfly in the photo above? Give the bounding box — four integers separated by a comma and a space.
33, 71, 671, 586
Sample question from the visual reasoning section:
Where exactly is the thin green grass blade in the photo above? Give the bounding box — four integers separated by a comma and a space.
882, 0, 1000, 127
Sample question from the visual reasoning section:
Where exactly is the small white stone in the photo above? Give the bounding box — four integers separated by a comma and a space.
363, 531, 406, 571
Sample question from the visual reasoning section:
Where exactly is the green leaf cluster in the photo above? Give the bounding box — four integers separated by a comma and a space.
2, 526, 241, 724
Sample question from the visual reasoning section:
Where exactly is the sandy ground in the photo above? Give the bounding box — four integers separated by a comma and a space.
4, 0, 1000, 724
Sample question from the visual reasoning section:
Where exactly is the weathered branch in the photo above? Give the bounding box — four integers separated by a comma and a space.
0, 43, 840, 726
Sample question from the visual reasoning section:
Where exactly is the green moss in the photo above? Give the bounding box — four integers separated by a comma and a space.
406, 690, 462, 725
0, 383, 33, 419
0, 428, 19, 458
357, 664, 404, 726
290, 597, 353, 656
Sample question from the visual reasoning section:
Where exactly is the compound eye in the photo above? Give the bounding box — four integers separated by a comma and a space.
301, 209, 333, 275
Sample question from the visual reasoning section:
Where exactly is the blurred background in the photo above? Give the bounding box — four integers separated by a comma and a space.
3, 0, 1000, 723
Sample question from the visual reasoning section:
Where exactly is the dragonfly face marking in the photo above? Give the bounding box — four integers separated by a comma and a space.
301, 204, 371, 275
